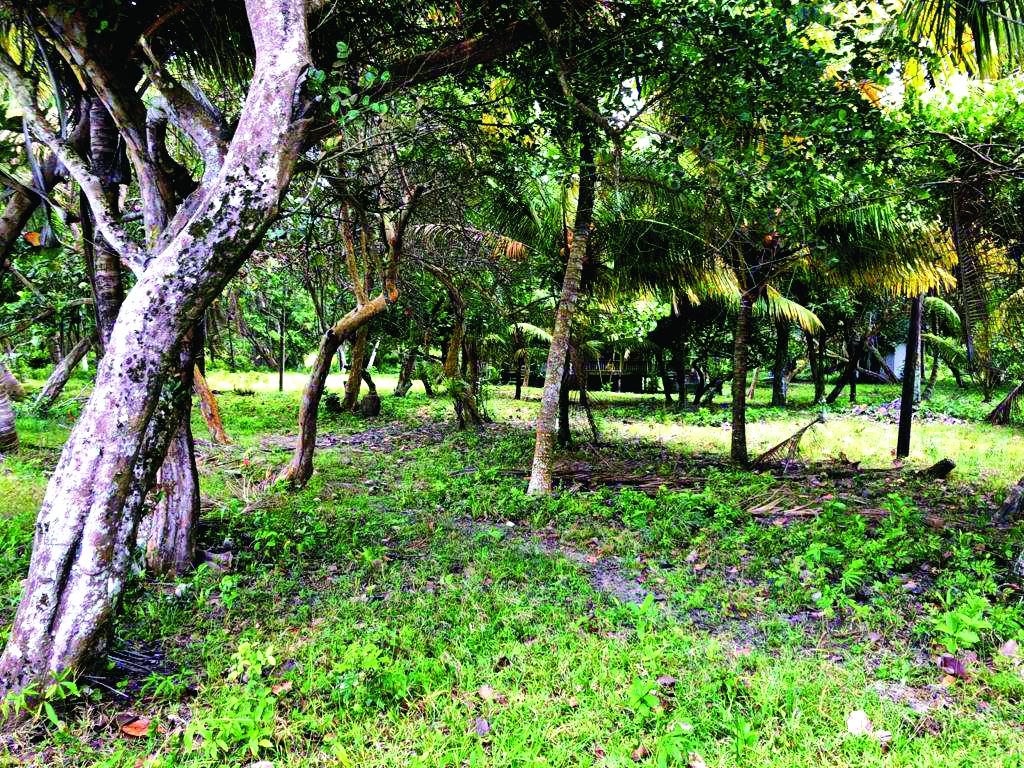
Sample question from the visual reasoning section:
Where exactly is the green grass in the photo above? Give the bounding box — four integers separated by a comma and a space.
2, 371, 1024, 766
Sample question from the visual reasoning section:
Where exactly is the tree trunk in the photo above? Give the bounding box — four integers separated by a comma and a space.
897, 295, 923, 458
746, 366, 760, 400
34, 334, 93, 413
825, 334, 868, 404
341, 326, 368, 411
394, 345, 417, 397
806, 332, 825, 404
514, 359, 524, 400
0, 386, 16, 452
771, 319, 789, 407
87, 97, 125, 352
655, 348, 673, 405
193, 365, 230, 444
528, 133, 595, 495
730, 293, 754, 465
0, 363, 26, 401
144, 416, 198, 576
670, 350, 688, 409
278, 283, 407, 486
0, 0, 311, 697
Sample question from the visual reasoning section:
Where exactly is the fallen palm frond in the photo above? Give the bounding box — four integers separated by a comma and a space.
751, 414, 825, 469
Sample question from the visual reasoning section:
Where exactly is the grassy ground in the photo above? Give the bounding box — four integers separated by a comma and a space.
2, 370, 1024, 766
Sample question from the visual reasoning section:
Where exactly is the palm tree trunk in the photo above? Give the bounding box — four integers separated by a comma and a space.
528, 133, 595, 495
897, 295, 923, 458
730, 293, 754, 465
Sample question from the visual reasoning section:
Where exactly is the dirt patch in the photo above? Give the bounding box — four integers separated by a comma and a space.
451, 517, 669, 607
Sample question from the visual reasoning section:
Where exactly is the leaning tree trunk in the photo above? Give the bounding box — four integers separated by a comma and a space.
0, 386, 16, 452
771, 319, 789, 407
34, 334, 93, 413
277, 183, 419, 487
393, 345, 417, 397
730, 292, 755, 466
0, 0, 311, 698
896, 295, 924, 458
193, 365, 230, 443
528, 133, 595, 495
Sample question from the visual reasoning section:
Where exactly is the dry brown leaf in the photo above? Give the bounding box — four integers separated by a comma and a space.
120, 716, 164, 738
688, 752, 708, 768
272, 680, 293, 695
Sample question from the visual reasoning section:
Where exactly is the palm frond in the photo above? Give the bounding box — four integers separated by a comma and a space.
922, 332, 968, 366
922, 295, 962, 332
757, 287, 823, 334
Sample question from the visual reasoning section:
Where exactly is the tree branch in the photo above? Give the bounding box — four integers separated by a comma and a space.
0, 49, 146, 274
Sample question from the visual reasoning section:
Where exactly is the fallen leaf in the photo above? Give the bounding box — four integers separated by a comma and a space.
473, 717, 490, 737
631, 744, 650, 761
688, 753, 708, 768
23, 231, 41, 246
271, 680, 292, 695
656, 675, 678, 688
478, 684, 496, 702
846, 709, 873, 736
685, 550, 699, 563
999, 639, 1019, 658
120, 716, 164, 738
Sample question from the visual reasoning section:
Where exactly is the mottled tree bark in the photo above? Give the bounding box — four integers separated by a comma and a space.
0, 0, 312, 697
528, 134, 595, 495
0, 363, 26, 402
730, 293, 754, 466
0, 386, 16, 452
34, 334, 94, 414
